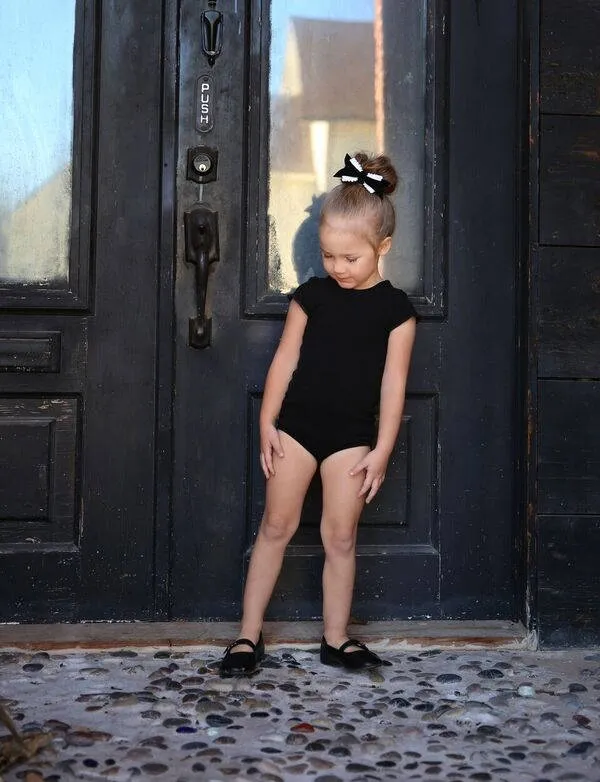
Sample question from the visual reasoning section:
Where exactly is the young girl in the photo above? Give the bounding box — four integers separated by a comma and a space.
220, 152, 417, 675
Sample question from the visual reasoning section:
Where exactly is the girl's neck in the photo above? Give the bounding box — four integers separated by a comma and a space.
356, 272, 383, 290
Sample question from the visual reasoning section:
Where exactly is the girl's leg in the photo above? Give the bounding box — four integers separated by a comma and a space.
319, 445, 370, 648
236, 431, 317, 650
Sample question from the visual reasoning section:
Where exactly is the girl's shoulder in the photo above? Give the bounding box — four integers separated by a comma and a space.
378, 281, 418, 327
299, 274, 329, 290
381, 280, 409, 298
289, 275, 329, 314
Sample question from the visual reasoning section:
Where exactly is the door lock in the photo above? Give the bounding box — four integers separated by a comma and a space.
193, 153, 212, 174
187, 146, 218, 184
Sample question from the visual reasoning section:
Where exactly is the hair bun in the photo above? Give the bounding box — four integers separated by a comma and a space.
354, 152, 398, 196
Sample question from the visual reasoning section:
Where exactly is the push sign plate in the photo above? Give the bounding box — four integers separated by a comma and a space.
196, 75, 214, 133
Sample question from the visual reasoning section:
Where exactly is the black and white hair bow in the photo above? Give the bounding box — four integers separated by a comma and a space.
333, 154, 390, 196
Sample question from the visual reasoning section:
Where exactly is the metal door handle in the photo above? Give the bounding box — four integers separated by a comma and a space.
201, 6, 223, 67
185, 204, 219, 348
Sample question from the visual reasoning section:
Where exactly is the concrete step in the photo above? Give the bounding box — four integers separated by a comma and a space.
0, 619, 531, 651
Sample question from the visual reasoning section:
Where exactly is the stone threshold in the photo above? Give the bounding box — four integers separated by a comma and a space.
0, 620, 531, 652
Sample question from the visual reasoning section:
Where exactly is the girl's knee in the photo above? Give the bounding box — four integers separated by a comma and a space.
321, 522, 357, 556
260, 512, 298, 545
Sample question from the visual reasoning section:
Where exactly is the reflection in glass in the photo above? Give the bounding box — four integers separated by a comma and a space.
0, 1, 75, 285
269, 0, 426, 295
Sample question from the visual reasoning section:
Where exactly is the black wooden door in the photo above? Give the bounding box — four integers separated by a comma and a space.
171, 1, 521, 621
0, 0, 522, 624
0, 1, 165, 620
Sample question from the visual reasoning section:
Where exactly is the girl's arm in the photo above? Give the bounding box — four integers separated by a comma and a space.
375, 317, 417, 455
259, 300, 307, 477
351, 317, 416, 503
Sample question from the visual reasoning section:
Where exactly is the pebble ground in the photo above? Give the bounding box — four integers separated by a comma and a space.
1, 645, 600, 781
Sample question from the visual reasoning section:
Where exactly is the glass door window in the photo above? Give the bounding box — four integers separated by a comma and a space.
0, 0, 76, 287
268, 0, 427, 295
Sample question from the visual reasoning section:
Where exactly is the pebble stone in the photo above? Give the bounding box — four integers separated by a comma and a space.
0, 646, 599, 781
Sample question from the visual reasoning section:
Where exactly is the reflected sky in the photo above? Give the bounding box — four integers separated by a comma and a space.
270, 0, 373, 93
0, 2, 74, 208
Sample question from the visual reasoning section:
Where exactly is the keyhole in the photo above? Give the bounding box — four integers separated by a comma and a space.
193, 153, 212, 174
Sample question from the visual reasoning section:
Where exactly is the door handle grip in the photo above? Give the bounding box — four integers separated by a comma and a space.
185, 204, 219, 348
201, 9, 223, 67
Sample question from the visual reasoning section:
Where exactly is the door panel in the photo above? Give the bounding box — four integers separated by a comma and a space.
0, 0, 164, 621
247, 394, 440, 618
171, 0, 253, 618
439, 0, 519, 617
171, 1, 519, 620
78, 0, 164, 619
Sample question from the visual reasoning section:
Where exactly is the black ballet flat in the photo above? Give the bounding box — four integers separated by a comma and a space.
320, 636, 391, 670
219, 634, 265, 677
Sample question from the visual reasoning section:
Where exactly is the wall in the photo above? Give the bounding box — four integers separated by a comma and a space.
531, 0, 600, 646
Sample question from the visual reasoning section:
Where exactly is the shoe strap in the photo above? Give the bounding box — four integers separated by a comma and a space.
339, 638, 369, 654
225, 637, 257, 653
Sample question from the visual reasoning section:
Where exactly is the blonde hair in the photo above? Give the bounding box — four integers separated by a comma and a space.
321, 152, 398, 249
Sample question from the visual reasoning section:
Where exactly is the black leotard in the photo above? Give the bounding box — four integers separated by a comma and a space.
277, 275, 416, 463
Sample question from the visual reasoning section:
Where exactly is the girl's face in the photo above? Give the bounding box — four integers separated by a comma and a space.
319, 215, 392, 290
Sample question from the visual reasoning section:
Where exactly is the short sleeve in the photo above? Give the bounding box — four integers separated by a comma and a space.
388, 288, 418, 331
289, 275, 321, 316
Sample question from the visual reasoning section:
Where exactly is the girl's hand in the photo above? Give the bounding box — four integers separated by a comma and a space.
260, 423, 284, 478
350, 448, 389, 504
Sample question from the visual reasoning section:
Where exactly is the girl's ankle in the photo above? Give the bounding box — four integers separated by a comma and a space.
323, 633, 349, 648
238, 627, 262, 643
